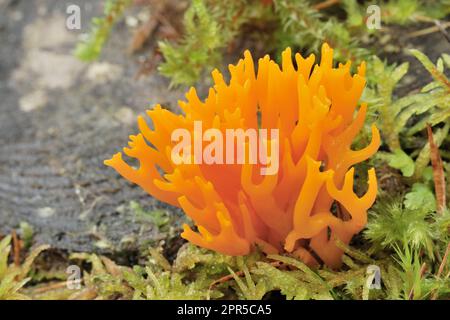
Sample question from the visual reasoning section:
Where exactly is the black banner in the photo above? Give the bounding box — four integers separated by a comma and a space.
1, 300, 443, 319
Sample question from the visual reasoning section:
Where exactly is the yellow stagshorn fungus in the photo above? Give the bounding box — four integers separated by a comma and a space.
105, 43, 380, 268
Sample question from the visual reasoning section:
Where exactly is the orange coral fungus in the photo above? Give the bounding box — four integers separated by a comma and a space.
105, 43, 380, 268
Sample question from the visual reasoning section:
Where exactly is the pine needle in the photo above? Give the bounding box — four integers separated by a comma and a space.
427, 124, 447, 214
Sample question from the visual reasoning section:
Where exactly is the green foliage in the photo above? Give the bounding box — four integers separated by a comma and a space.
365, 196, 438, 258
69, 245, 241, 300
19, 236, 448, 300
158, 0, 221, 87
0, 235, 49, 300
251, 263, 314, 299
364, 179, 450, 300
368, 50, 450, 182
159, 0, 268, 87
367, 57, 409, 150
19, 222, 34, 249
130, 201, 170, 230
407, 50, 450, 134
173, 242, 242, 275
380, 0, 450, 24
262, 255, 333, 299
75, 0, 450, 86
75, 253, 134, 298
404, 183, 436, 212
380, 149, 415, 177
392, 244, 428, 299
160, 0, 450, 85
261, 243, 449, 300
159, 0, 450, 85
75, 0, 132, 61
228, 264, 267, 300
384, 0, 419, 25
274, 0, 369, 63
365, 193, 449, 299
64, 243, 374, 300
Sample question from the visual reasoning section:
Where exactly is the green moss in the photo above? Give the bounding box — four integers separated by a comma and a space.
0, 235, 49, 300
